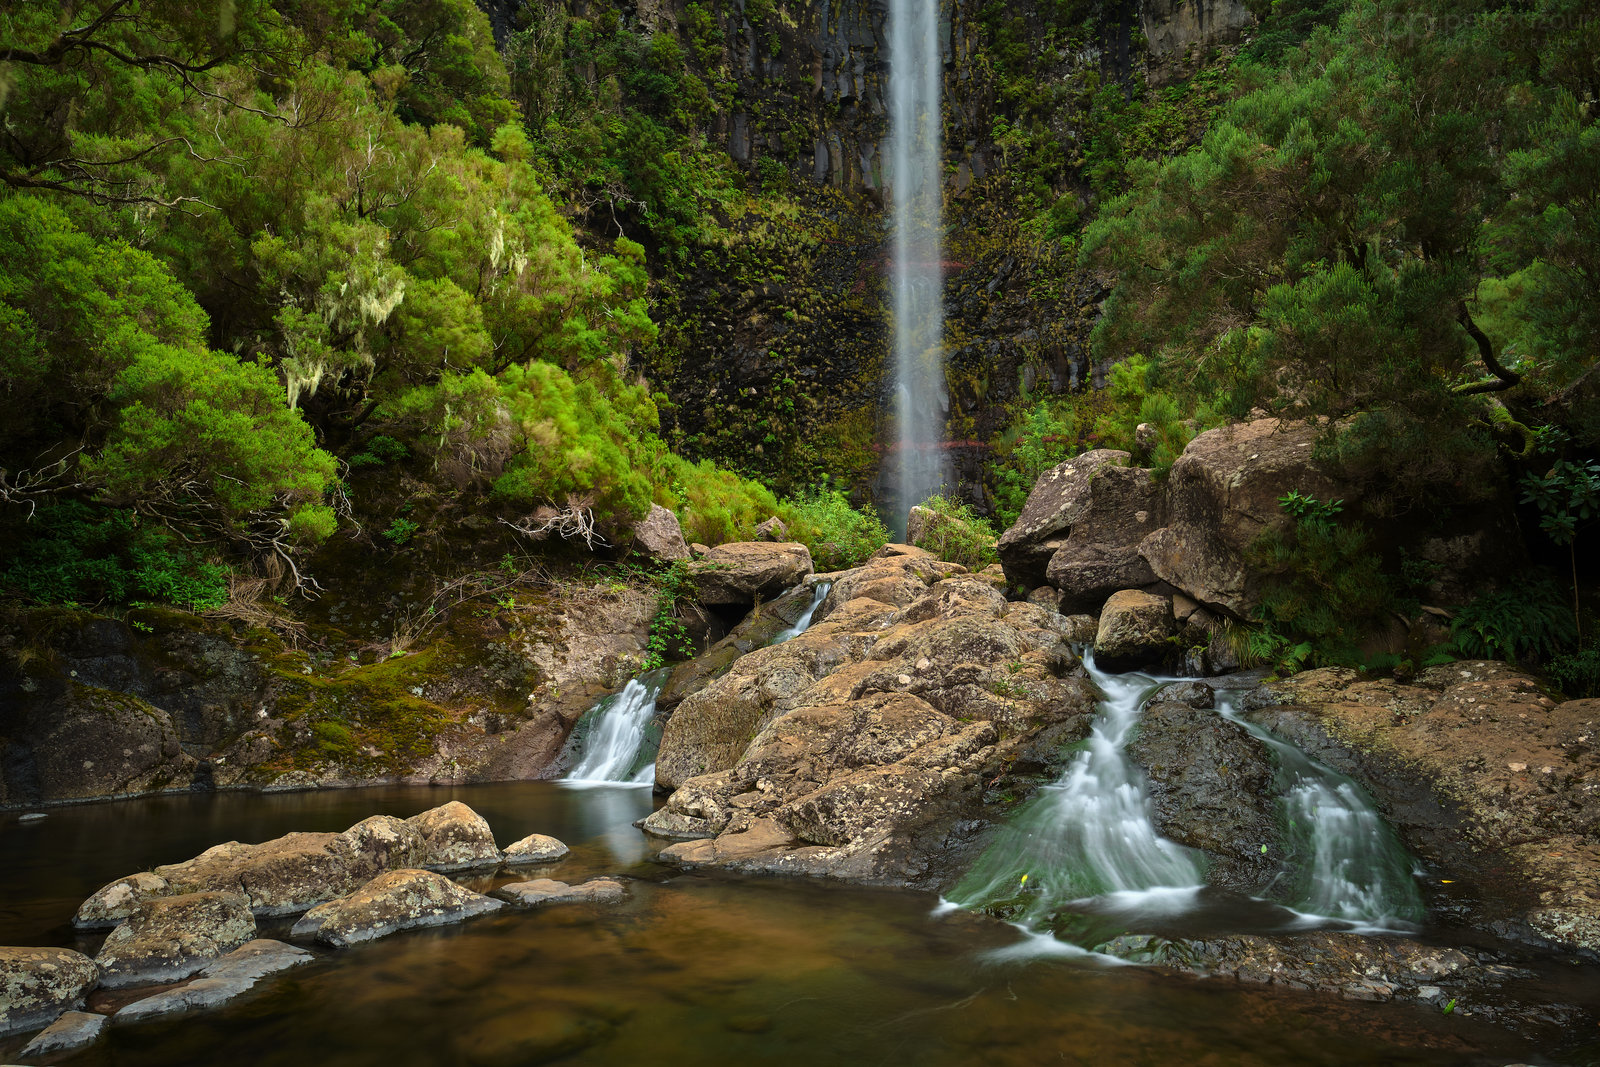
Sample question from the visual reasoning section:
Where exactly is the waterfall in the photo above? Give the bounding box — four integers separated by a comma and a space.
889, 0, 947, 526
562, 584, 836, 788
771, 582, 831, 645
948, 658, 1423, 946
947, 657, 1207, 931
1217, 694, 1423, 926
563, 673, 667, 787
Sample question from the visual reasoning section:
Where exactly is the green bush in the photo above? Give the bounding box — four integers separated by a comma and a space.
2, 501, 229, 611
661, 456, 781, 546
1450, 573, 1576, 664
913, 495, 999, 570
779, 487, 890, 571
1248, 492, 1398, 668
1547, 646, 1600, 698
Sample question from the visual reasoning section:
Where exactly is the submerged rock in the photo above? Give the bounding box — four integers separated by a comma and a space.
495, 878, 627, 907
95, 891, 256, 988
0, 947, 100, 1036
19, 1009, 106, 1056
1093, 590, 1173, 671
502, 833, 569, 865
116, 940, 313, 1022
290, 869, 502, 947
1126, 701, 1280, 892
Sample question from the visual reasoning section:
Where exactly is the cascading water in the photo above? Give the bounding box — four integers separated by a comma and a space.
948, 657, 1206, 932
561, 584, 835, 787
949, 655, 1424, 947
562, 672, 667, 787
771, 582, 831, 644
888, 0, 947, 528
1217, 693, 1423, 927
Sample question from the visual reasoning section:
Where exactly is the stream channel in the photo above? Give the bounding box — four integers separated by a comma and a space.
0, 642, 1584, 1064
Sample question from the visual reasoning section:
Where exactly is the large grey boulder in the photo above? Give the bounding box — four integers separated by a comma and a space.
630, 503, 690, 562
116, 940, 313, 1022
1126, 701, 1280, 892
996, 450, 1132, 590
1093, 590, 1174, 671
405, 801, 501, 871
289, 869, 502, 947
689, 542, 814, 607
1138, 418, 1339, 618
0, 947, 99, 1036
1042, 463, 1167, 613
94, 891, 256, 988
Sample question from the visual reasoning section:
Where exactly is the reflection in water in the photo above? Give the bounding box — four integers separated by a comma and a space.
0, 782, 1557, 1066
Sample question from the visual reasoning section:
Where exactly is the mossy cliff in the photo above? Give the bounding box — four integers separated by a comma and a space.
508, 0, 1255, 502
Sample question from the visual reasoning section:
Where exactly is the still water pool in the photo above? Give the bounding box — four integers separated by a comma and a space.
0, 782, 1570, 1065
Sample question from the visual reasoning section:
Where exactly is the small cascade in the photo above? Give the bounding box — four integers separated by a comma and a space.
949, 657, 1424, 945
948, 656, 1206, 930
563, 671, 667, 787
1218, 694, 1423, 927
771, 582, 831, 645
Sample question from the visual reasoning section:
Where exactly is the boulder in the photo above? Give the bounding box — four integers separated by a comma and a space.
1042, 464, 1167, 614
753, 515, 788, 542
996, 450, 1132, 590
502, 833, 569, 866
95, 891, 256, 988
406, 802, 502, 871
74, 808, 480, 928
658, 583, 830, 712
1138, 418, 1339, 617
630, 503, 690, 562
1154, 680, 1216, 709
1126, 702, 1280, 892
495, 878, 628, 907
1093, 590, 1174, 670
0, 947, 99, 1036
116, 940, 313, 1022
689, 542, 814, 607
289, 869, 502, 947
19, 1009, 106, 1056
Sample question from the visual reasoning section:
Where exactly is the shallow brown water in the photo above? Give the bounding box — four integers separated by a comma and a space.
0, 783, 1579, 1065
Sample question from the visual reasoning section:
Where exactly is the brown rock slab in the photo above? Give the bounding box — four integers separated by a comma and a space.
115, 940, 313, 1022
95, 891, 256, 988
495, 878, 627, 907
19, 1009, 106, 1055
290, 869, 502, 947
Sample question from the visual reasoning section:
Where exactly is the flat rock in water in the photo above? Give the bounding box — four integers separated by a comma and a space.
495, 878, 627, 907
95, 891, 256, 988
116, 940, 313, 1022
406, 802, 502, 871
290, 869, 502, 947
501, 833, 569, 866
0, 947, 100, 1036
75, 814, 427, 927
19, 1010, 106, 1056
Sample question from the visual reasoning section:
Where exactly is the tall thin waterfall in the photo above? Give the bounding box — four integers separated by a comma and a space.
889, 0, 947, 527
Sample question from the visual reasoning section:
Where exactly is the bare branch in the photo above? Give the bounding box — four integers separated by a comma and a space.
501, 503, 608, 550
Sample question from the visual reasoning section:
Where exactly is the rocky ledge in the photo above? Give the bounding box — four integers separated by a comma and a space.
644, 543, 1099, 885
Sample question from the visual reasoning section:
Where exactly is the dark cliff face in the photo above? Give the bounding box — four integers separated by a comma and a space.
485, 0, 1253, 510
